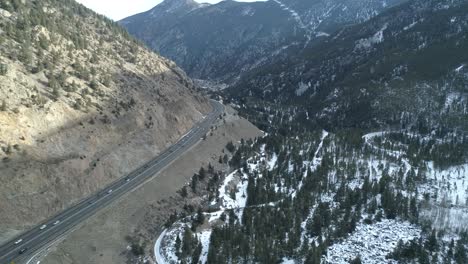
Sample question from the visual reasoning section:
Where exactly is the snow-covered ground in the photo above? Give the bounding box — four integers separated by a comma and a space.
423, 163, 468, 207
155, 225, 184, 264
155, 147, 264, 264
325, 219, 421, 264
211, 170, 248, 210
363, 131, 412, 179
267, 153, 278, 170
364, 131, 468, 231
272, 0, 314, 42
355, 23, 388, 49
291, 130, 328, 198
155, 130, 467, 263
419, 163, 468, 231
199, 230, 212, 264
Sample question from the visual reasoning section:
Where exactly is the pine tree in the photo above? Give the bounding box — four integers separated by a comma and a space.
425, 229, 438, 252
191, 241, 202, 264
191, 174, 198, 192
226, 141, 236, 153
447, 239, 455, 259
199, 167, 206, 180
196, 208, 205, 226
454, 241, 467, 264
409, 196, 419, 223
350, 255, 362, 264
19, 38, 33, 65
181, 228, 193, 259
175, 235, 181, 257
180, 186, 188, 198
0, 63, 7, 75
0, 100, 6, 111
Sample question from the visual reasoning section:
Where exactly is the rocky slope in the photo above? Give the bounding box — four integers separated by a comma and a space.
0, 0, 210, 237
229, 0, 468, 132
120, 0, 406, 84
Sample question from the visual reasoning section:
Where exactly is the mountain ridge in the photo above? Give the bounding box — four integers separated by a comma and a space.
121, 0, 406, 84
228, 0, 468, 131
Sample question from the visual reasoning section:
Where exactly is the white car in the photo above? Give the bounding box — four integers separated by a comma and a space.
107, 189, 113, 194
53, 220, 60, 225
14, 239, 23, 245
40, 224, 47, 230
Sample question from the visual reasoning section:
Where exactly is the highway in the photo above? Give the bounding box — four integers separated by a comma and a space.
0, 100, 224, 264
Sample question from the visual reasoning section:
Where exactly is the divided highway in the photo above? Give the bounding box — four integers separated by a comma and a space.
0, 100, 224, 264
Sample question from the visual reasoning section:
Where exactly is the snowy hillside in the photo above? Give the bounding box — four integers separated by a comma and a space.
152, 115, 468, 263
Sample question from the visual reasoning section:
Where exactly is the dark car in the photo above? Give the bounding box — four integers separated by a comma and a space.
19, 248, 27, 254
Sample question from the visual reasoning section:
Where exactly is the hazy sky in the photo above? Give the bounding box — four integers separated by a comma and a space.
76, 0, 264, 21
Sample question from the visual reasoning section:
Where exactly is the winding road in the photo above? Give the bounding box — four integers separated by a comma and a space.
0, 100, 224, 264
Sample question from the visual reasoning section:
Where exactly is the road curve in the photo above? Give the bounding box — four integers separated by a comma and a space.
0, 100, 224, 264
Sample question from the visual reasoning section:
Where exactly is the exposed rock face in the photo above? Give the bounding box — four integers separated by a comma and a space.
120, 0, 406, 84
0, 0, 210, 234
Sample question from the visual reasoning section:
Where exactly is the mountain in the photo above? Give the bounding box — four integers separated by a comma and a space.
152, 2, 468, 264
228, 0, 468, 132
0, 0, 210, 232
120, 0, 406, 84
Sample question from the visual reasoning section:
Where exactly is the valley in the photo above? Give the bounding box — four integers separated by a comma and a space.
0, 0, 467, 263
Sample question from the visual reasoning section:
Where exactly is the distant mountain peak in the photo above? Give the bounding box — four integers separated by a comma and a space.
153, 0, 203, 15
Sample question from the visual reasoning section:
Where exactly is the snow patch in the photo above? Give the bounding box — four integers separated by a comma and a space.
267, 153, 278, 171
199, 230, 212, 263
295, 81, 310, 96
326, 219, 421, 263
241, 6, 255, 16
316, 31, 330, 37
356, 23, 388, 49
211, 170, 248, 210
403, 20, 418, 31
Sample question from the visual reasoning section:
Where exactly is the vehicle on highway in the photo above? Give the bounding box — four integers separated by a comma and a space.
0, 103, 223, 263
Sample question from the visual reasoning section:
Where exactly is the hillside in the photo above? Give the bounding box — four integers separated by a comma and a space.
157, 112, 468, 263
229, 0, 468, 131
120, 0, 406, 85
0, 0, 210, 240
148, 1, 468, 263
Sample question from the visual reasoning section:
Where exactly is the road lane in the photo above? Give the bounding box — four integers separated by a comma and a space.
0, 100, 224, 264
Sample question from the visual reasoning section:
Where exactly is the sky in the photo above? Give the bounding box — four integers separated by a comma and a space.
75, 0, 262, 21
